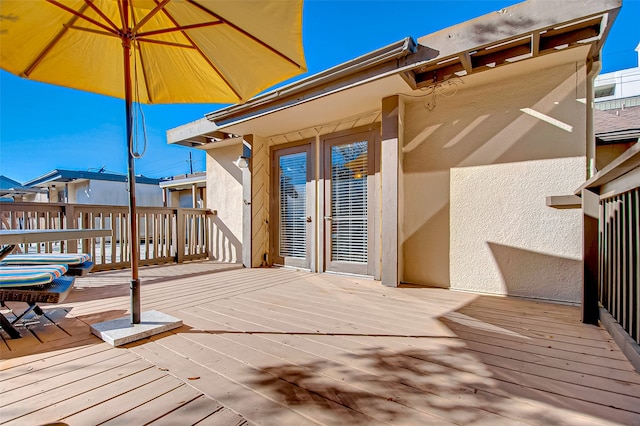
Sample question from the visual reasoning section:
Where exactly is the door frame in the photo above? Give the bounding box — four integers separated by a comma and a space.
320, 126, 380, 277
270, 139, 316, 270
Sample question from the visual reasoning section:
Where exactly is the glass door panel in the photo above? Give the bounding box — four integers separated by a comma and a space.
324, 135, 373, 275
272, 145, 312, 269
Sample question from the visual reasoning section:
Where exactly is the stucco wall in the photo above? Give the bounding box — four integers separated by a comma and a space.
205, 143, 243, 262
450, 158, 584, 302
402, 59, 588, 302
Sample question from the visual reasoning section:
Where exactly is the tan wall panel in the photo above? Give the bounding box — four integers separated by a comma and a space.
205, 144, 243, 262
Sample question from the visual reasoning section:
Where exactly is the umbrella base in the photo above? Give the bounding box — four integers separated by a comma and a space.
90, 310, 182, 346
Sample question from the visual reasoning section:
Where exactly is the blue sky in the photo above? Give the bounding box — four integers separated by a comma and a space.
1, 0, 639, 184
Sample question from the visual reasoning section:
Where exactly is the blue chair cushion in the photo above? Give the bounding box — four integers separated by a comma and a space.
0, 265, 69, 287
1, 253, 91, 266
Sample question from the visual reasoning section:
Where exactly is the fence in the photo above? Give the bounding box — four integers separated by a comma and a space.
0, 202, 211, 271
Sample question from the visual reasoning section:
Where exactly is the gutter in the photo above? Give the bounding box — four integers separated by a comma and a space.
206, 37, 428, 126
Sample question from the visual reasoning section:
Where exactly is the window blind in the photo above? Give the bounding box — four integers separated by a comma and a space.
331, 141, 367, 263
279, 152, 307, 258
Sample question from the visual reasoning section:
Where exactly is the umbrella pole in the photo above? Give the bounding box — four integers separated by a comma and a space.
123, 33, 141, 325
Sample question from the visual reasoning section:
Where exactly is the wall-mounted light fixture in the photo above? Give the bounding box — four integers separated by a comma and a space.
234, 155, 249, 169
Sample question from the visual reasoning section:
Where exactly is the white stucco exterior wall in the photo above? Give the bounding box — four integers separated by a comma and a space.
205, 143, 243, 262
402, 54, 588, 302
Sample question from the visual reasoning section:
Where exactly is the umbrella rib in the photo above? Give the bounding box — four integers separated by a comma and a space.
24, 2, 91, 77
133, 40, 153, 104
136, 38, 196, 49
66, 25, 121, 39
157, 6, 244, 101
118, 0, 129, 34
131, 0, 171, 34
137, 21, 224, 38
47, 0, 119, 36
83, 0, 120, 33
188, 0, 305, 70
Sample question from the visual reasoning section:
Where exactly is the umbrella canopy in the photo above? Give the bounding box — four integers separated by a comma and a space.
0, 0, 306, 325
0, 0, 306, 104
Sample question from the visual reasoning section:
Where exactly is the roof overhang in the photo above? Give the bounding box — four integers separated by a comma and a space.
408, 0, 619, 89
24, 169, 162, 187
0, 187, 46, 197
167, 117, 237, 148
167, 0, 621, 144
159, 174, 207, 190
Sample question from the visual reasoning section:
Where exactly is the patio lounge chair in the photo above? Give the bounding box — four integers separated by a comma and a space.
0, 253, 94, 276
0, 264, 75, 339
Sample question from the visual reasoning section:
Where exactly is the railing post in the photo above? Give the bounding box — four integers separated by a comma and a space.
205, 210, 212, 259
176, 208, 185, 263
81, 211, 91, 255
65, 204, 78, 253
582, 188, 600, 325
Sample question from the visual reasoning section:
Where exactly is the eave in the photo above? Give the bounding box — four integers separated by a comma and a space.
408, 0, 620, 89
24, 169, 162, 187
167, 0, 621, 144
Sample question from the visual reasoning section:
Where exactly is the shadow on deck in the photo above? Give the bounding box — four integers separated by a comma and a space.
1, 261, 639, 425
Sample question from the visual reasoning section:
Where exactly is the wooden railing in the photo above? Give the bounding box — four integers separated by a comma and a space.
0, 202, 212, 271
600, 187, 639, 344
580, 143, 640, 347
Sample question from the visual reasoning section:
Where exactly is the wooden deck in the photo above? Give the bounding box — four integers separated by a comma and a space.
1, 261, 639, 425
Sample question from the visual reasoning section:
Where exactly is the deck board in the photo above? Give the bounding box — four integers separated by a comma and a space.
1, 261, 639, 425
130, 338, 330, 426
146, 394, 231, 426
1, 349, 137, 403
57, 374, 184, 425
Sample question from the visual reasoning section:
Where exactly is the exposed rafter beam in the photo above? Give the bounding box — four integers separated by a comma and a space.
459, 52, 473, 75
409, 14, 606, 90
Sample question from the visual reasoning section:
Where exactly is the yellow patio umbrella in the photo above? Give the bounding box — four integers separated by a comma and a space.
0, 0, 306, 325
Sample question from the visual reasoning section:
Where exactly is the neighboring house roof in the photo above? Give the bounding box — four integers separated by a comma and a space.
0, 175, 45, 198
165, 0, 619, 144
0, 175, 23, 190
23, 169, 164, 187
594, 105, 640, 143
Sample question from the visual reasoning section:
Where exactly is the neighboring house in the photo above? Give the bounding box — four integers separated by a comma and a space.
23, 169, 165, 206
593, 105, 640, 169
0, 175, 45, 202
593, 42, 640, 169
594, 41, 640, 110
168, 0, 621, 303
159, 172, 206, 208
